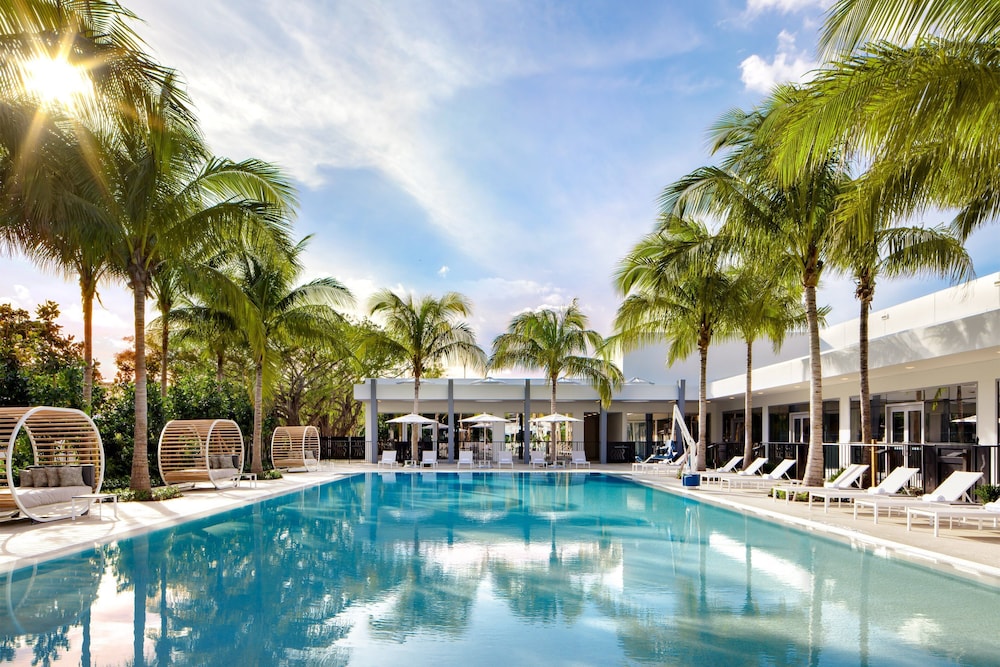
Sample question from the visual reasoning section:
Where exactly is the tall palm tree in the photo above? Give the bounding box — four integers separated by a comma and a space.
661, 93, 851, 486
729, 262, 807, 470
491, 299, 623, 463
216, 237, 354, 476
612, 217, 734, 471
367, 290, 486, 462
149, 264, 182, 399
80, 78, 295, 491
834, 219, 973, 449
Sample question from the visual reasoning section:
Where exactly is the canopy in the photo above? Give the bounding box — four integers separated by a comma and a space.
530, 413, 582, 424
460, 413, 510, 424
387, 413, 441, 426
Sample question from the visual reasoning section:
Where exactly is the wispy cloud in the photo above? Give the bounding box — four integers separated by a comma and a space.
740, 30, 819, 93
745, 0, 829, 15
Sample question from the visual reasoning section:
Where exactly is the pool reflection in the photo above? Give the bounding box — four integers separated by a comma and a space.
1, 473, 999, 665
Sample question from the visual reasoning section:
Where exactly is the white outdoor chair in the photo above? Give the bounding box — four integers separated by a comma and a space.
497, 451, 514, 468
421, 450, 438, 468
457, 450, 475, 469
377, 450, 398, 468
808, 466, 918, 512
853, 471, 983, 524
530, 451, 548, 468
569, 450, 590, 468
772, 463, 868, 503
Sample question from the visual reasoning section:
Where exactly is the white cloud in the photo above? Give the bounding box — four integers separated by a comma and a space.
746, 0, 828, 15
740, 30, 819, 93
0, 284, 32, 308
438, 265, 450, 278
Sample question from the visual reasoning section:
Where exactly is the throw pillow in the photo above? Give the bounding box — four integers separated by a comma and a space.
58, 465, 86, 487
45, 467, 61, 487
31, 467, 48, 487
19, 468, 34, 487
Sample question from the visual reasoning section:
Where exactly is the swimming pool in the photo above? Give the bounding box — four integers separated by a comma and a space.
1, 472, 998, 665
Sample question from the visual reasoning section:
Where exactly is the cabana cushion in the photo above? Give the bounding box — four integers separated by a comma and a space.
58, 466, 86, 487
44, 467, 61, 487
20, 469, 35, 487
13, 485, 92, 509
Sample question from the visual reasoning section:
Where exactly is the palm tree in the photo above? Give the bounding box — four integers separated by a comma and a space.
834, 219, 973, 450
216, 237, 354, 476
491, 299, 623, 463
149, 264, 182, 399
80, 78, 295, 491
367, 290, 486, 462
729, 263, 807, 470
612, 217, 734, 471
661, 93, 851, 486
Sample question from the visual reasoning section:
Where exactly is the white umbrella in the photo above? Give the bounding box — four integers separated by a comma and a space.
387, 414, 440, 461
530, 414, 582, 463
460, 414, 509, 462
530, 413, 582, 424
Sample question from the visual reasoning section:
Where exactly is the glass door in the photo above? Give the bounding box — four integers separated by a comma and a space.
887, 403, 923, 444
790, 412, 809, 443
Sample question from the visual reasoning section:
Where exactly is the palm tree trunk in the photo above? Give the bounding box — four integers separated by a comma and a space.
81, 277, 95, 414
550, 376, 558, 462
743, 340, 754, 471
697, 344, 707, 471
216, 352, 224, 385
803, 282, 825, 487
857, 274, 874, 485
159, 316, 169, 399
252, 360, 264, 475
130, 274, 151, 492
411, 374, 421, 462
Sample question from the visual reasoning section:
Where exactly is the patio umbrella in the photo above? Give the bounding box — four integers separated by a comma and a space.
530, 413, 582, 462
387, 414, 441, 461
460, 414, 510, 461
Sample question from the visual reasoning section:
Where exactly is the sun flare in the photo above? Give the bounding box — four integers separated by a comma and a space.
23, 57, 92, 108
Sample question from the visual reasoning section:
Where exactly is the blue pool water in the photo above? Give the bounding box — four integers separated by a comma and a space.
1, 472, 999, 665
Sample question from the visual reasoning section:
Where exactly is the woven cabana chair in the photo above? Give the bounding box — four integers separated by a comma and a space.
0, 406, 105, 522
158, 419, 245, 489
271, 425, 321, 471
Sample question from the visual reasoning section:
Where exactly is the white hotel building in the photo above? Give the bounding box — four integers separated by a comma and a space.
355, 273, 1000, 485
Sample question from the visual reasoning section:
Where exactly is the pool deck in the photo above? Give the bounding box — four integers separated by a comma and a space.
2, 463, 999, 586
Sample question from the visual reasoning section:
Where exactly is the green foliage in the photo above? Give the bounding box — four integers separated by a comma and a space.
110, 485, 183, 502
169, 372, 256, 440
260, 469, 283, 480
93, 383, 166, 484
974, 484, 1000, 504
0, 302, 90, 408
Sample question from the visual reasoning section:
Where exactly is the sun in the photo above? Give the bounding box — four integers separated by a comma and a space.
22, 57, 93, 108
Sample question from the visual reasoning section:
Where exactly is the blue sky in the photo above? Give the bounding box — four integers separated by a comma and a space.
4, 0, 999, 373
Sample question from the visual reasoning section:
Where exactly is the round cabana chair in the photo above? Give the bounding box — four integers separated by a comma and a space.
271, 425, 321, 471
158, 419, 245, 489
0, 406, 105, 522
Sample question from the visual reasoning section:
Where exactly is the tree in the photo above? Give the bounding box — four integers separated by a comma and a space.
729, 263, 807, 470
661, 93, 851, 486
216, 237, 353, 475
612, 218, 734, 471
367, 290, 486, 461
490, 299, 623, 463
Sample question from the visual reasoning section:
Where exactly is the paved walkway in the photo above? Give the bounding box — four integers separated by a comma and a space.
2, 463, 998, 586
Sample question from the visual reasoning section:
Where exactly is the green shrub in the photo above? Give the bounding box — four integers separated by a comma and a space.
261, 469, 283, 480
108, 484, 183, 502
974, 484, 1000, 504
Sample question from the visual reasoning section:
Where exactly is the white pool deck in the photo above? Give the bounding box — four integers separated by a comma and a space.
2, 463, 999, 587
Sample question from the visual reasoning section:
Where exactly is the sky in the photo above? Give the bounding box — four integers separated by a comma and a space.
3, 0, 999, 376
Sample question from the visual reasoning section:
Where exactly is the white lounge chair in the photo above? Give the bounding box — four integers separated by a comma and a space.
421, 450, 438, 468
772, 463, 868, 503
808, 466, 918, 512
377, 450, 398, 468
906, 500, 1000, 537
497, 450, 514, 468
457, 450, 474, 469
853, 470, 983, 524
569, 450, 590, 468
700, 455, 752, 483
635, 450, 689, 474
722, 459, 796, 490
530, 452, 548, 468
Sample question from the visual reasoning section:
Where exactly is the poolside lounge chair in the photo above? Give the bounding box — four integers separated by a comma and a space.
635, 450, 689, 474
808, 466, 918, 512
497, 450, 514, 468
699, 455, 748, 484
853, 470, 983, 524
530, 452, 548, 468
721, 458, 796, 490
772, 463, 868, 503
569, 450, 590, 468
421, 450, 438, 468
377, 450, 398, 469
905, 500, 1000, 537
457, 450, 474, 469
